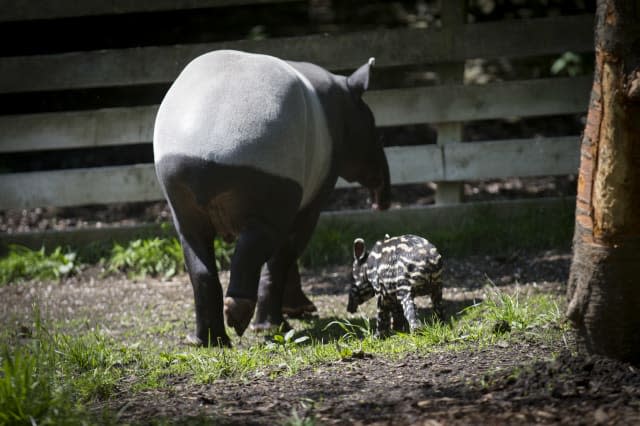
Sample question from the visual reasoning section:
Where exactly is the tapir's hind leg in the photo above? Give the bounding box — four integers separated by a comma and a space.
167, 197, 230, 347
224, 223, 280, 336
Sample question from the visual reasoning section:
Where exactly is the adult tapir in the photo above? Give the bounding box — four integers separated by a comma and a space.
153, 50, 390, 346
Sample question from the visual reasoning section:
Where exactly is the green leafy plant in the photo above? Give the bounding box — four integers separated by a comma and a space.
268, 329, 311, 351
0, 245, 78, 285
107, 237, 235, 278
107, 237, 184, 278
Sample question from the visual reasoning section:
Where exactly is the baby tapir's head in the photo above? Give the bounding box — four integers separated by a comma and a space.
347, 238, 375, 313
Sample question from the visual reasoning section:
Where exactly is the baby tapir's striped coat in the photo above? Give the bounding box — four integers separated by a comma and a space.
348, 234, 443, 337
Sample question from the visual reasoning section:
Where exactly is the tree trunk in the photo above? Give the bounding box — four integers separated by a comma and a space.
567, 0, 640, 364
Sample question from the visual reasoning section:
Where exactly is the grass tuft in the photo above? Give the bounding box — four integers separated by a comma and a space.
0, 312, 115, 424
457, 283, 565, 339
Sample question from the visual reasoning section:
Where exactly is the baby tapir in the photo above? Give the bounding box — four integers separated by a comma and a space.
348, 234, 443, 337
154, 50, 391, 346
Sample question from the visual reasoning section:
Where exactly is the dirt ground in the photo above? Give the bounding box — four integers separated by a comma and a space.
2, 249, 640, 425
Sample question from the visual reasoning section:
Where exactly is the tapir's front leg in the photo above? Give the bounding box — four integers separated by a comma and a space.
375, 295, 392, 338
281, 263, 316, 318
431, 279, 444, 320
255, 202, 322, 329
398, 287, 421, 332
253, 244, 295, 331
280, 202, 324, 317
391, 301, 408, 332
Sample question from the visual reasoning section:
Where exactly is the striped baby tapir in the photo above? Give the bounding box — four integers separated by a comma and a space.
154, 50, 391, 346
348, 234, 444, 337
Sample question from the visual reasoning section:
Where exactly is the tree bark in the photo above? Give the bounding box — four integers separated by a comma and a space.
567, 0, 640, 364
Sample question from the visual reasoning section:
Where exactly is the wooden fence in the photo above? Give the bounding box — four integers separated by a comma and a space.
0, 1, 592, 224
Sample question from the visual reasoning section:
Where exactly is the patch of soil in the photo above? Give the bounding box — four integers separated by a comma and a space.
2, 249, 639, 425
107, 343, 640, 425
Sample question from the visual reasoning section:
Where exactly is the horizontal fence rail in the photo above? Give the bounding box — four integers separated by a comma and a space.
0, 77, 591, 153
0, 14, 593, 94
0, 136, 580, 210
0, 0, 303, 22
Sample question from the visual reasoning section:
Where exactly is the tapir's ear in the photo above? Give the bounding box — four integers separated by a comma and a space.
347, 57, 375, 97
353, 238, 367, 261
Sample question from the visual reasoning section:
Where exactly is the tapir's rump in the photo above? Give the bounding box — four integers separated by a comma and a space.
153, 50, 332, 209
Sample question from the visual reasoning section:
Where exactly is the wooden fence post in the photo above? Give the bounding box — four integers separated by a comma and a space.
434, 0, 466, 205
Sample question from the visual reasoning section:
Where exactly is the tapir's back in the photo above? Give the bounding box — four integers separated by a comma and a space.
153, 50, 316, 192
367, 235, 443, 295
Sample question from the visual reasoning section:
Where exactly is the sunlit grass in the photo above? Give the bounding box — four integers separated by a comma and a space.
0, 284, 567, 424
0, 311, 114, 425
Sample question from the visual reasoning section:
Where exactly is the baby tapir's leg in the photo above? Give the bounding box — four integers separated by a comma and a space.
391, 300, 409, 332
375, 295, 393, 338
166, 194, 230, 347
431, 279, 444, 320
398, 287, 421, 332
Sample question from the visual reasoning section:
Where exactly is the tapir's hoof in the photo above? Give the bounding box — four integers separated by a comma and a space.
282, 292, 317, 318
282, 303, 317, 318
184, 334, 204, 346
224, 297, 256, 337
